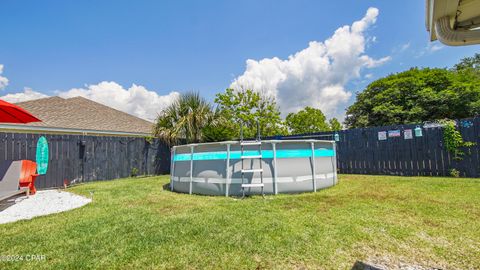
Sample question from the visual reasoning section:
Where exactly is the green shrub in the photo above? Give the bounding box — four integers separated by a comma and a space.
449, 168, 460, 178
441, 119, 476, 160
130, 167, 139, 177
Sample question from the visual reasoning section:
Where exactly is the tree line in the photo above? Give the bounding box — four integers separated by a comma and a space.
153, 88, 342, 144
345, 53, 480, 128
154, 53, 480, 144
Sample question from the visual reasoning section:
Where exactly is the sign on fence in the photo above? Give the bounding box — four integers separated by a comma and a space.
378, 131, 387, 141
36, 136, 49, 175
388, 130, 401, 137
404, 129, 413, 139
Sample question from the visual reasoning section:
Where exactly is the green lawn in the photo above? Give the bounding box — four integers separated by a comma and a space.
0, 175, 479, 269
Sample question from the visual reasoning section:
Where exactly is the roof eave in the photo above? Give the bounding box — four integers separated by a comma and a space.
0, 124, 151, 137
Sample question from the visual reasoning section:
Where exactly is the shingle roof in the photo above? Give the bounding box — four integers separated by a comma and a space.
13, 96, 153, 134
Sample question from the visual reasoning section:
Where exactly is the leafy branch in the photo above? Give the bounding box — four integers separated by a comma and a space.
440, 119, 476, 160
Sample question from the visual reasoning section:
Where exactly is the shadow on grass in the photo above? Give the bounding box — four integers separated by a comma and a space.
351, 261, 383, 270
162, 183, 171, 191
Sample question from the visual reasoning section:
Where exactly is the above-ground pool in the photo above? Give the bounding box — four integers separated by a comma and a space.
170, 139, 337, 196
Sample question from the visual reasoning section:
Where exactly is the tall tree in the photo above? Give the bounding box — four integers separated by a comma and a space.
345, 65, 480, 128
329, 118, 343, 131
285, 107, 330, 134
201, 108, 237, 142
153, 91, 213, 144
214, 88, 287, 139
453, 53, 480, 71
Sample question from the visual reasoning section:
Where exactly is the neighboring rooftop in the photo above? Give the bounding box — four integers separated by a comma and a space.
7, 96, 153, 135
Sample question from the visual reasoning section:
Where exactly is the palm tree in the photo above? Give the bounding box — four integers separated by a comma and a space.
154, 91, 213, 144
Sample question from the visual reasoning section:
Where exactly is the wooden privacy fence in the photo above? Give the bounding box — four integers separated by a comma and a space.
273, 117, 480, 177
0, 132, 170, 189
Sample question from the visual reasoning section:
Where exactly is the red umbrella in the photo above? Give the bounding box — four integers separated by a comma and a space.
0, 99, 41, 123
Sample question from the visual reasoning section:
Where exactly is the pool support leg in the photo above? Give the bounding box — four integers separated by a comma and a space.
170, 148, 176, 191
189, 145, 194, 195
272, 142, 278, 195
311, 142, 317, 192
225, 144, 231, 197
332, 141, 337, 185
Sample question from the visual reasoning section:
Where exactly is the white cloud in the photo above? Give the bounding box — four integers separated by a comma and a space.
416, 42, 444, 58
364, 73, 373, 79
427, 43, 444, 52
0, 80, 179, 122
394, 42, 410, 53
58, 81, 179, 121
0, 88, 48, 103
0, 65, 9, 90
230, 7, 390, 118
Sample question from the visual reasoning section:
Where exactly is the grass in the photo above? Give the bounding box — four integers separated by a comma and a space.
0, 174, 479, 269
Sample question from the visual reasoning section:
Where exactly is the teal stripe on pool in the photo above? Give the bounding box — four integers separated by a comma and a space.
173, 149, 335, 161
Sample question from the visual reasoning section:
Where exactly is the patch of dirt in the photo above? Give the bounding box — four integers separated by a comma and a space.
352, 245, 449, 270
355, 257, 442, 270
416, 231, 451, 248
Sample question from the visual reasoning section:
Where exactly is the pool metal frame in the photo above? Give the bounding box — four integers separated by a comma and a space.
170, 139, 337, 197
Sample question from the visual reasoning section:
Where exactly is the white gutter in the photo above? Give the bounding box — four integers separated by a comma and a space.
434, 15, 480, 45
0, 124, 150, 137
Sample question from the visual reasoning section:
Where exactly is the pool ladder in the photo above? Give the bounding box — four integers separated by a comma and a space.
240, 122, 264, 198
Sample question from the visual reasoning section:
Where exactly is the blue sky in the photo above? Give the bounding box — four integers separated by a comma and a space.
0, 0, 478, 121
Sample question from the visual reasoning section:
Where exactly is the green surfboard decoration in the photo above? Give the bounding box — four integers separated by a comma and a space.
36, 136, 49, 175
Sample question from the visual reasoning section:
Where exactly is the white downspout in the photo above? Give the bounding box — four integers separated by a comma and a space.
435, 16, 480, 46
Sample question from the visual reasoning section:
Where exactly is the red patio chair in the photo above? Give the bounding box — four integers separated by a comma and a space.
19, 160, 39, 195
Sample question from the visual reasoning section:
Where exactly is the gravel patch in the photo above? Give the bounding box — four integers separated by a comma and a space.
0, 190, 91, 224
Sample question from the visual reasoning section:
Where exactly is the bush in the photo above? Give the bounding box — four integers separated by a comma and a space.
131, 167, 139, 177
449, 168, 460, 178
